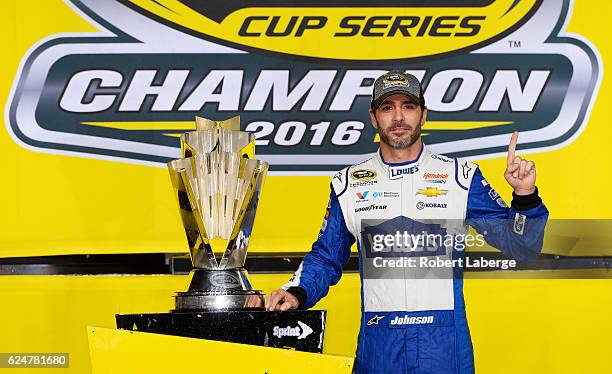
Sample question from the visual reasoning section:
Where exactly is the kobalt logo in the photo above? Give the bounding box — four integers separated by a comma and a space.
6, 1, 600, 174
416, 202, 447, 210
272, 321, 313, 339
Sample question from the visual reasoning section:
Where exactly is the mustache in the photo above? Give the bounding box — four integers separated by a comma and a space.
388, 123, 412, 131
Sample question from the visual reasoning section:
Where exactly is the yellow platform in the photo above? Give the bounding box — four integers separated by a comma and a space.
87, 327, 353, 374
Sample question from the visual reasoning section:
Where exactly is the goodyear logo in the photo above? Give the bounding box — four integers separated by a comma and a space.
6, 0, 601, 173
351, 169, 377, 181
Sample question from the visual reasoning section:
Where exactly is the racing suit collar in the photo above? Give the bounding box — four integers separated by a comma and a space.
376, 142, 428, 179
377, 141, 425, 166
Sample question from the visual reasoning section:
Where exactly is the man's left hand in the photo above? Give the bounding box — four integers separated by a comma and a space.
504, 131, 536, 195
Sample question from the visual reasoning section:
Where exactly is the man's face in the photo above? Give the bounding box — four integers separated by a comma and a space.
370, 93, 427, 149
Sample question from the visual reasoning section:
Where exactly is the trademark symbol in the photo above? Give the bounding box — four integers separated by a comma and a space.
508, 40, 522, 48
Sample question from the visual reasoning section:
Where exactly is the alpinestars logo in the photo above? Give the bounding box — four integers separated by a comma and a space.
6, 0, 601, 174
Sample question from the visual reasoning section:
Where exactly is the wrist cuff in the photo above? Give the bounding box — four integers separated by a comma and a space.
511, 186, 542, 211
286, 286, 307, 309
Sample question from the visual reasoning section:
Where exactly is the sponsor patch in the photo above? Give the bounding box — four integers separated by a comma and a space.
370, 191, 400, 198
351, 169, 377, 181
496, 198, 508, 208
367, 315, 384, 326
382, 73, 408, 89
430, 154, 453, 163
417, 187, 448, 197
488, 188, 499, 200
355, 204, 387, 213
272, 321, 313, 340
319, 199, 332, 236
390, 315, 434, 326
350, 180, 378, 188
416, 202, 447, 210
423, 172, 449, 184
389, 165, 419, 179
513, 213, 526, 235
461, 162, 473, 179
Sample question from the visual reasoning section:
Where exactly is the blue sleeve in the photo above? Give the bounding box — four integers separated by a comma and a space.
465, 167, 549, 260
284, 188, 355, 309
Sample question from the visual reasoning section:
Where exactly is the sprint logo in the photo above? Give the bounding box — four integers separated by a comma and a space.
272, 321, 313, 339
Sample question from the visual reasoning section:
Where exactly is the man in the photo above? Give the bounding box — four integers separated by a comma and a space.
266, 71, 548, 374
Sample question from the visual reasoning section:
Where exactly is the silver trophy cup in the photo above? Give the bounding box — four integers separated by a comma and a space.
168, 116, 268, 310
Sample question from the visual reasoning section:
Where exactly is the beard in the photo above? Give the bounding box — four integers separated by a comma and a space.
377, 120, 422, 149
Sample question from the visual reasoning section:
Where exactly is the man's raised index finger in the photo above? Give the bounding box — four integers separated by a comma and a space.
507, 131, 518, 165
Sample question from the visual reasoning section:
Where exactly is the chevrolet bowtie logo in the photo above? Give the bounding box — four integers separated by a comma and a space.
416, 187, 448, 197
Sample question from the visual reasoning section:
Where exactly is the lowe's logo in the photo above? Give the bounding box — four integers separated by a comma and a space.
390, 166, 419, 179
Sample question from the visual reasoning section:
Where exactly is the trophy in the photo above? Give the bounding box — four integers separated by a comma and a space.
167, 116, 268, 311
115, 116, 327, 353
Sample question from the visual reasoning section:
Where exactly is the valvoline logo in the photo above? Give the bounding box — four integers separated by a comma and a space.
356, 191, 369, 201
5, 0, 601, 174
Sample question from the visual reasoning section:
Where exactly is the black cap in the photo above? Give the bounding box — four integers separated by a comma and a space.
371, 71, 425, 110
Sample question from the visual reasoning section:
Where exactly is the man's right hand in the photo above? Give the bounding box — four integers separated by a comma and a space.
265, 289, 299, 311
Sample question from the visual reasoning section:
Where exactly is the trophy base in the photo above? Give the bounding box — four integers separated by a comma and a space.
175, 268, 263, 311
174, 290, 264, 311
116, 310, 326, 353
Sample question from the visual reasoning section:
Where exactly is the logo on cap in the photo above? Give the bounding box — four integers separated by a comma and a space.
383, 73, 408, 89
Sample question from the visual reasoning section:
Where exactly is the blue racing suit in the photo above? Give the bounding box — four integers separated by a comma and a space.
282, 146, 548, 374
